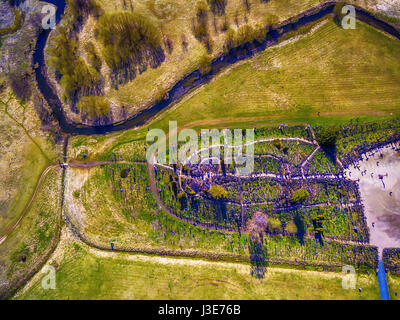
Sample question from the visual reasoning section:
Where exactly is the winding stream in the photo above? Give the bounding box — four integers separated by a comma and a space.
34, 1, 400, 136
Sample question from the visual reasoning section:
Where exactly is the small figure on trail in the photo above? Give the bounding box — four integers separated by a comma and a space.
372, 222, 375, 228
110, 242, 114, 250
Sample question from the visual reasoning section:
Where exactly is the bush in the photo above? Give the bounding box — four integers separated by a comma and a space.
96, 12, 164, 77
292, 189, 310, 204
48, 27, 101, 102
266, 217, 281, 234
316, 126, 341, 148
148, 0, 178, 20
185, 185, 196, 195
76, 95, 110, 119
9, 71, 31, 101
67, 0, 103, 28
193, 0, 212, 52
273, 139, 282, 150
333, 2, 346, 27
207, 0, 227, 16
285, 221, 298, 235
209, 185, 228, 199
223, 23, 266, 51
84, 42, 102, 71
247, 211, 267, 241
197, 54, 212, 74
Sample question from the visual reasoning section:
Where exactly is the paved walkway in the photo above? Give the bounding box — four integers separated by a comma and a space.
377, 260, 390, 300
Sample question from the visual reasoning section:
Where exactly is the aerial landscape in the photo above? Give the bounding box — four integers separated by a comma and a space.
0, 0, 400, 302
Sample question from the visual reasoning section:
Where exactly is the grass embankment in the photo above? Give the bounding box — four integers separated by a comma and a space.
0, 168, 62, 299
152, 19, 400, 131
0, 92, 57, 236
15, 240, 380, 300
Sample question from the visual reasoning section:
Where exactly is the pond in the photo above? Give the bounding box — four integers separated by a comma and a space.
345, 142, 400, 254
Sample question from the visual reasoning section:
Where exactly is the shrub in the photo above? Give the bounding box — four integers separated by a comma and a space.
67, 0, 103, 28
84, 42, 102, 71
185, 185, 196, 195
73, 190, 80, 199
9, 71, 31, 101
273, 139, 282, 150
292, 189, 309, 204
266, 217, 281, 234
120, 168, 130, 178
193, 0, 212, 52
224, 27, 236, 50
96, 12, 164, 78
333, 2, 346, 27
148, 0, 178, 20
207, 0, 227, 16
178, 192, 187, 209
223, 23, 266, 51
247, 211, 267, 241
285, 221, 298, 235
77, 95, 110, 119
316, 126, 341, 148
197, 54, 212, 74
209, 185, 228, 199
48, 27, 101, 102
0, 76, 6, 93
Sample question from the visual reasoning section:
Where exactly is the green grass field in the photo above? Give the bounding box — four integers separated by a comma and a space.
388, 275, 400, 300
151, 19, 400, 131
15, 240, 380, 300
0, 168, 62, 298
0, 91, 57, 236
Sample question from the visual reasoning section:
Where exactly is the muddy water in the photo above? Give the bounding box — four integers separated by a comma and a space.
345, 143, 400, 254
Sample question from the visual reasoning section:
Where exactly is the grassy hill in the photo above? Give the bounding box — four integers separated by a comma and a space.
151, 19, 400, 131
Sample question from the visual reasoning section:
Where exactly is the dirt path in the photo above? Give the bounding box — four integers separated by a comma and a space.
0, 164, 59, 245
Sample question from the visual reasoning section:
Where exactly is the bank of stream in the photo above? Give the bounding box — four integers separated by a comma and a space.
34, 1, 400, 136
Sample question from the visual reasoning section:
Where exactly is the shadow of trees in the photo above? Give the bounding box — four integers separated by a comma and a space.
247, 212, 269, 279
